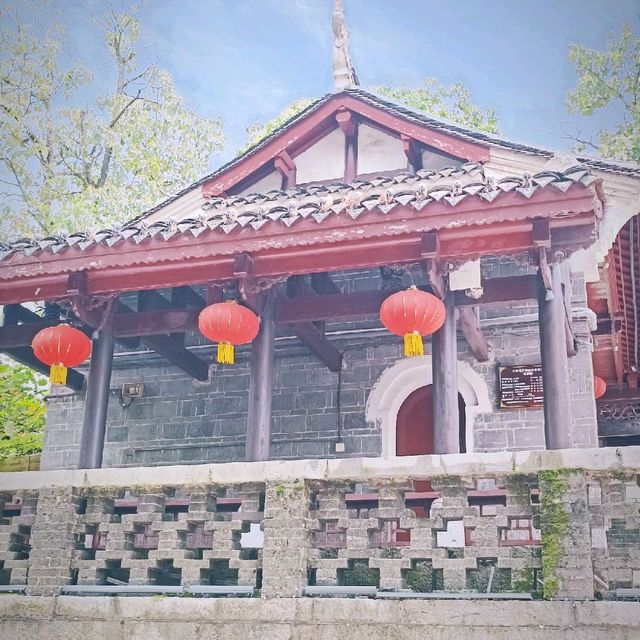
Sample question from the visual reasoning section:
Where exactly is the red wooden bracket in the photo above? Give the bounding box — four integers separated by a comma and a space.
335, 109, 356, 137
274, 151, 297, 188
401, 134, 421, 170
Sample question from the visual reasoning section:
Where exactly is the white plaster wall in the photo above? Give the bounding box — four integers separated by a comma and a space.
295, 128, 345, 184
237, 170, 282, 196
144, 188, 207, 224
421, 149, 462, 171
357, 124, 406, 175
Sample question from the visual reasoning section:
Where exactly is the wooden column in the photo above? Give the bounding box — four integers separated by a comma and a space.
78, 305, 116, 469
337, 110, 357, 183
432, 292, 460, 454
245, 289, 277, 461
538, 262, 573, 449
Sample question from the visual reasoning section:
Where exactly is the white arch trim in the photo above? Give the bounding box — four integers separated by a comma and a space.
366, 356, 491, 457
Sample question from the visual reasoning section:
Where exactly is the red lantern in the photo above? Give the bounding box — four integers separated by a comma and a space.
32, 324, 92, 385
594, 376, 607, 399
380, 286, 446, 357
198, 300, 260, 364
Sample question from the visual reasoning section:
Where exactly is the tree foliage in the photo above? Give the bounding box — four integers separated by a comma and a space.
0, 362, 47, 460
0, 2, 223, 239
566, 24, 640, 162
373, 78, 499, 134
242, 97, 316, 154
242, 77, 498, 154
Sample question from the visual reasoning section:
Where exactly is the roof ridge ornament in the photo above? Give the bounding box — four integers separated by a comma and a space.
332, 0, 359, 90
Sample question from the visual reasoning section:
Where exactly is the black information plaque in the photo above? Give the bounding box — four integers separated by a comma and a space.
498, 365, 544, 409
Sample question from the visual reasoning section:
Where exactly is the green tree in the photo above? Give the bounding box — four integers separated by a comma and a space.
566, 24, 640, 162
0, 2, 224, 238
373, 79, 499, 133
0, 362, 47, 461
244, 97, 316, 153
243, 77, 499, 153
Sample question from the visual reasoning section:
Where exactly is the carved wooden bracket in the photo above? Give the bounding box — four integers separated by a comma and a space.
421, 232, 446, 298
234, 253, 286, 313
274, 151, 296, 189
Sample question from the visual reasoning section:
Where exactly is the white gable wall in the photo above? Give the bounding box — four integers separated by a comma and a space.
357, 123, 406, 175
295, 127, 345, 184
237, 170, 282, 196
144, 187, 207, 224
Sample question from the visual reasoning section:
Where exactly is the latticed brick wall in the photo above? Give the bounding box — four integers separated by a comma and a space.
588, 471, 640, 595
0, 491, 37, 586
71, 484, 264, 591
308, 475, 542, 593
1, 458, 638, 600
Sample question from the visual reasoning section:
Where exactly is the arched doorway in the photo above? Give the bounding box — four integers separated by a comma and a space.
395, 385, 466, 456
367, 356, 490, 456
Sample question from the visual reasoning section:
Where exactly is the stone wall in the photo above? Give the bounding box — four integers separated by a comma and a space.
40, 262, 598, 470
1, 596, 638, 640
1, 448, 639, 602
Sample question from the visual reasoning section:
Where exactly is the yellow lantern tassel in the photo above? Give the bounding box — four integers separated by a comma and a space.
217, 342, 235, 365
404, 332, 424, 357
50, 364, 68, 385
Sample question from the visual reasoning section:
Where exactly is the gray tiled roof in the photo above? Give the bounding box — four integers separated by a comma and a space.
0, 163, 599, 262
129, 87, 638, 225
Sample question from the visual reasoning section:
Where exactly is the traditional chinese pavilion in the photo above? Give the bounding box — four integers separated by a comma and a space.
1, 2, 639, 472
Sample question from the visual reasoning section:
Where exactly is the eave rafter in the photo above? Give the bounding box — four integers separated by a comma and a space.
135, 289, 209, 381
284, 275, 342, 372
0, 184, 600, 306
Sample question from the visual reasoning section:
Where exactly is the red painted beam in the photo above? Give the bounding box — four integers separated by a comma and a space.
0, 188, 598, 306
454, 275, 538, 307
277, 289, 392, 324
113, 308, 201, 338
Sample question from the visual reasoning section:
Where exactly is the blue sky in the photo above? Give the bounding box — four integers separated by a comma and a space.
12, 0, 640, 164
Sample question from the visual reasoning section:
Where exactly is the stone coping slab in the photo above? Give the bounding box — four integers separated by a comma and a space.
0, 446, 639, 491
0, 595, 638, 632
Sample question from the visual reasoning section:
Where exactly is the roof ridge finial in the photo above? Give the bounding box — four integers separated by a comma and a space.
332, 0, 359, 90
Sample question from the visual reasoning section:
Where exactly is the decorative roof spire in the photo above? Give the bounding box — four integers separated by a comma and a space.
332, 0, 359, 90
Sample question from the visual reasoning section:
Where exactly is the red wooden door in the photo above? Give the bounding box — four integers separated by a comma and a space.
396, 386, 434, 456
396, 386, 467, 456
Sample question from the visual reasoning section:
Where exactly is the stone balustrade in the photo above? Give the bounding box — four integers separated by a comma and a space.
0, 447, 639, 600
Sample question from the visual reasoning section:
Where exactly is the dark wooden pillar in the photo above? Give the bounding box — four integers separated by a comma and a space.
432, 292, 460, 454
538, 262, 573, 449
78, 306, 116, 469
245, 290, 277, 461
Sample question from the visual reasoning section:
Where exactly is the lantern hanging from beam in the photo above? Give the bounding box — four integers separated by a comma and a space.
594, 376, 607, 399
380, 286, 446, 357
198, 300, 260, 365
32, 324, 92, 385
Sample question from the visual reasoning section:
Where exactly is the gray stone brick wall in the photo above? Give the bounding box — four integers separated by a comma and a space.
11, 462, 637, 600
26, 488, 78, 595
40, 261, 598, 470
261, 481, 311, 597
